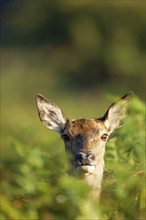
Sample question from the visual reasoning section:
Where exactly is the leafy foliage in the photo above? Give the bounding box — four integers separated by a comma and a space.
1, 2, 145, 219
1, 96, 145, 219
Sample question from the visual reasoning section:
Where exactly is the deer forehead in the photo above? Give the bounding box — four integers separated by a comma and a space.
63, 119, 107, 137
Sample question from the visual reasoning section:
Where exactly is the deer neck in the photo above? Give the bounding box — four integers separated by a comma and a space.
84, 159, 105, 188
83, 160, 104, 199
84, 145, 105, 199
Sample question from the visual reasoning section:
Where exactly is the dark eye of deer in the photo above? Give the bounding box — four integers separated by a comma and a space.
101, 134, 108, 141
62, 134, 70, 142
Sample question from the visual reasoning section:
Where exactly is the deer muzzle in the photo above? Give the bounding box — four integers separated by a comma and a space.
76, 152, 95, 174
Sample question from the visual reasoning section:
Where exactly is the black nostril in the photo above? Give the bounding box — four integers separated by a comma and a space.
77, 152, 86, 161
87, 152, 95, 161
76, 152, 86, 165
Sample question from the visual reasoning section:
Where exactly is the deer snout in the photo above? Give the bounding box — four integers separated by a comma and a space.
76, 152, 95, 166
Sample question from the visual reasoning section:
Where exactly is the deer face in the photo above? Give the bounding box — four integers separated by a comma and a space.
36, 92, 133, 176
61, 119, 108, 174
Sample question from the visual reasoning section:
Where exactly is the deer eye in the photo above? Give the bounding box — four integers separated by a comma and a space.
101, 134, 108, 141
62, 134, 70, 142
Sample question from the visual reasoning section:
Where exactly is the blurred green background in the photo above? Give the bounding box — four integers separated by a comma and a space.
1, 1, 145, 220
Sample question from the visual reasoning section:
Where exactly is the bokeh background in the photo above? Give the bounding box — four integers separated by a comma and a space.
1, 1, 145, 220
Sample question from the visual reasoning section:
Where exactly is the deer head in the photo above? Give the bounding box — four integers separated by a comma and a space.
36, 92, 133, 199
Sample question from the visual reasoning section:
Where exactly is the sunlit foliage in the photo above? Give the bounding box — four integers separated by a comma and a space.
1, 1, 145, 219
1, 95, 145, 219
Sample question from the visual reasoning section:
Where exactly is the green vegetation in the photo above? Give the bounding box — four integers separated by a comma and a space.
1, 1, 145, 219
1, 95, 145, 219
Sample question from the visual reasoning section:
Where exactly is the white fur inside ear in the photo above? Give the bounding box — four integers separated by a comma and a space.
36, 95, 67, 133
103, 99, 129, 134
107, 106, 124, 125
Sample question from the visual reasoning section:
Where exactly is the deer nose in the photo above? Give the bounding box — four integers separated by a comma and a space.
76, 152, 95, 165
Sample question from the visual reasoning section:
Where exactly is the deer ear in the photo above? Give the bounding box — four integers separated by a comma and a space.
36, 94, 67, 133
102, 91, 133, 134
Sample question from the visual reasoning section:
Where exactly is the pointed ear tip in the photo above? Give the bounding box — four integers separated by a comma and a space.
128, 91, 134, 96
127, 91, 134, 99
36, 94, 44, 100
122, 91, 134, 101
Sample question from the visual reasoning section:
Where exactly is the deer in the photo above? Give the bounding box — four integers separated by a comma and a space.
36, 91, 133, 200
